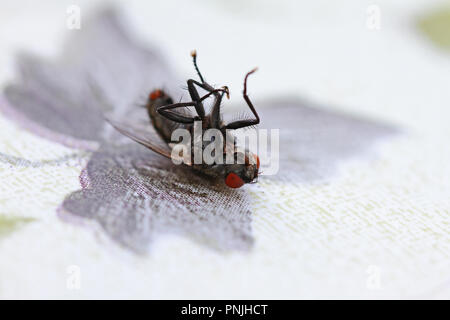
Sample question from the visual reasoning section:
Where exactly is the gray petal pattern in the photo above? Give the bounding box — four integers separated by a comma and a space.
60, 144, 253, 253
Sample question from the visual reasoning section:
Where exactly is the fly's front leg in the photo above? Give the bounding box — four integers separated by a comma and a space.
225, 68, 260, 130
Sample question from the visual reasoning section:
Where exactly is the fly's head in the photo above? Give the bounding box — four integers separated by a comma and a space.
224, 150, 260, 188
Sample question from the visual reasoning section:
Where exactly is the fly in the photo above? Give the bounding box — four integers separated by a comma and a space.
108, 50, 260, 188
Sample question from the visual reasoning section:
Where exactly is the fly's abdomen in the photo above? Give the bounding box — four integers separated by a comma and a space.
146, 89, 191, 144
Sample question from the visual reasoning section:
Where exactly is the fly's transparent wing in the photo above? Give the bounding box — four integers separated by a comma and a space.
106, 118, 172, 159
106, 117, 193, 166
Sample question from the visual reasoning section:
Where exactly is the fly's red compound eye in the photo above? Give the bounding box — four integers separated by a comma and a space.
256, 155, 260, 170
225, 173, 245, 188
149, 89, 163, 101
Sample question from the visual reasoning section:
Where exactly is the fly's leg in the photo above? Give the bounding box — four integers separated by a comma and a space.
209, 89, 228, 128
157, 51, 227, 125
186, 79, 216, 120
157, 102, 198, 124
156, 87, 228, 124
191, 50, 205, 83
225, 68, 260, 130
187, 50, 223, 120
203, 87, 230, 128
199, 87, 229, 102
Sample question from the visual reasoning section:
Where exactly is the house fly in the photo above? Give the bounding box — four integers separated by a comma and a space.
108, 50, 260, 188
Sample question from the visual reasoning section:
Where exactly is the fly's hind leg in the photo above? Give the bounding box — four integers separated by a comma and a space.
225, 68, 260, 130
